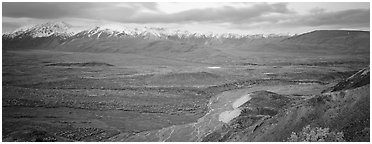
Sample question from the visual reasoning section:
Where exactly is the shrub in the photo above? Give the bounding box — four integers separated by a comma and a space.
288, 125, 345, 142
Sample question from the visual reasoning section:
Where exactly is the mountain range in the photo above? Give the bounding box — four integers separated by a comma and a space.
2, 21, 370, 65
3, 21, 288, 40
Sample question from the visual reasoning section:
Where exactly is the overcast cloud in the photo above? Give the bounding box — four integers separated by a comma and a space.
2, 2, 370, 34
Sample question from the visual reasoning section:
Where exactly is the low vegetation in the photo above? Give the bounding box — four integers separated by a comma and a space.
287, 125, 345, 142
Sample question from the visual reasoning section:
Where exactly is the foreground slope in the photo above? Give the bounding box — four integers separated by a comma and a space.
202, 67, 370, 142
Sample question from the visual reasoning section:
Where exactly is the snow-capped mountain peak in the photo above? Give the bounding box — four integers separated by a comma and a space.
6, 21, 73, 38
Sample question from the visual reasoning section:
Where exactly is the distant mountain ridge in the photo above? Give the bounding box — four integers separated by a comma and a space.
1, 21, 289, 57
3, 21, 289, 40
2, 21, 370, 65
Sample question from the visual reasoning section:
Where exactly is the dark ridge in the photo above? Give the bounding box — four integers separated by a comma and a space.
322, 67, 370, 93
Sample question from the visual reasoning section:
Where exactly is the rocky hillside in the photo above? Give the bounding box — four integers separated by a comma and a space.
322, 67, 369, 93
202, 67, 370, 142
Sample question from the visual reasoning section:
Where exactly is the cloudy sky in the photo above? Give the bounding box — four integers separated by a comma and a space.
2, 2, 370, 34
